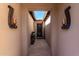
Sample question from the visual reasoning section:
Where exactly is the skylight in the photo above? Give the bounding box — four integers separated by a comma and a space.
33, 11, 47, 20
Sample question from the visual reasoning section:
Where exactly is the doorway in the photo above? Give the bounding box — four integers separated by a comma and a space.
37, 23, 43, 38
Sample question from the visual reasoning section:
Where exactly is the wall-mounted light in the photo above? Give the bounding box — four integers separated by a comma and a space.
8, 5, 17, 29
61, 6, 71, 30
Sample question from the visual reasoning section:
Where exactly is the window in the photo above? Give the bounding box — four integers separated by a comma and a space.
45, 16, 51, 26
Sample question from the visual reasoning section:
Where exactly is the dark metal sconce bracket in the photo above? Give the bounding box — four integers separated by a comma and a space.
8, 5, 17, 29
61, 6, 71, 30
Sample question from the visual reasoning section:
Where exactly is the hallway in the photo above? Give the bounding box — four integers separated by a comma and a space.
28, 39, 51, 56
1, 3, 79, 56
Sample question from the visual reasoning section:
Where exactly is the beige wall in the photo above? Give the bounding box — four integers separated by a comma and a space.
45, 16, 51, 46
21, 5, 34, 55
21, 3, 54, 11
0, 3, 22, 55
21, 6, 29, 55
45, 24, 51, 45
50, 5, 59, 55
27, 12, 34, 54
55, 4, 79, 56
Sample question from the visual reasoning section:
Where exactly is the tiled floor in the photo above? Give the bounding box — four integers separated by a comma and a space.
28, 39, 51, 56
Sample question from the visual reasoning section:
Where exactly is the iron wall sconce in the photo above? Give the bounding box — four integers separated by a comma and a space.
61, 6, 71, 30
8, 5, 17, 29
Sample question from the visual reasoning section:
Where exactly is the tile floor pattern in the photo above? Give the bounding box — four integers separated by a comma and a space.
29, 39, 51, 56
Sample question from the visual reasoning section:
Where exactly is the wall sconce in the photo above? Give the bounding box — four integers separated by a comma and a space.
61, 6, 71, 30
8, 5, 17, 29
